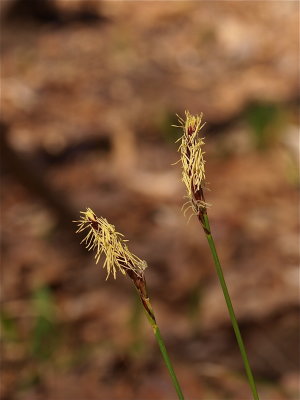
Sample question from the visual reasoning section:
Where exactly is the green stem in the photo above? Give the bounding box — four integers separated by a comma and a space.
154, 325, 185, 400
202, 213, 260, 400
143, 301, 185, 400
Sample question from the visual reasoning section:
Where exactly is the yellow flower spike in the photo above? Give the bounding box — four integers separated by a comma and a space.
174, 114, 260, 400
75, 208, 147, 279
175, 111, 209, 216
74, 208, 186, 399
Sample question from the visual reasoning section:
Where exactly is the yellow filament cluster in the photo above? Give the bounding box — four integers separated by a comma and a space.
75, 208, 147, 279
176, 111, 207, 215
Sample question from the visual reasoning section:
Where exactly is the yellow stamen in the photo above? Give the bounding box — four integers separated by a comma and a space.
75, 208, 147, 279
175, 111, 208, 215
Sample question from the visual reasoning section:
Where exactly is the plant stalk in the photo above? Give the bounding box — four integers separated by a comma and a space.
141, 294, 185, 400
153, 324, 185, 400
201, 212, 259, 400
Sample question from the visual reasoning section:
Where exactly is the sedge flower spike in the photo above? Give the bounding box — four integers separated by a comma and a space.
75, 208, 147, 279
175, 111, 208, 216
74, 208, 186, 399
173, 112, 260, 400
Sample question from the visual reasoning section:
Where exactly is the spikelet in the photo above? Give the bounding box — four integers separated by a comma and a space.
75, 208, 147, 279
175, 111, 208, 216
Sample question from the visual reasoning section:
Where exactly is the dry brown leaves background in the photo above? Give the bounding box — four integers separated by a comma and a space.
1, 1, 299, 399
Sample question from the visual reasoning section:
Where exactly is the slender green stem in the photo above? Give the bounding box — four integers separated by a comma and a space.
202, 213, 260, 400
142, 300, 185, 400
154, 325, 185, 400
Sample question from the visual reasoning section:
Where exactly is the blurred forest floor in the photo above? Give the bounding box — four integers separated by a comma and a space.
1, 1, 299, 399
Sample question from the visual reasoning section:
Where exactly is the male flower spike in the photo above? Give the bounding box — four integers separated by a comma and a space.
176, 111, 208, 216
75, 208, 147, 279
